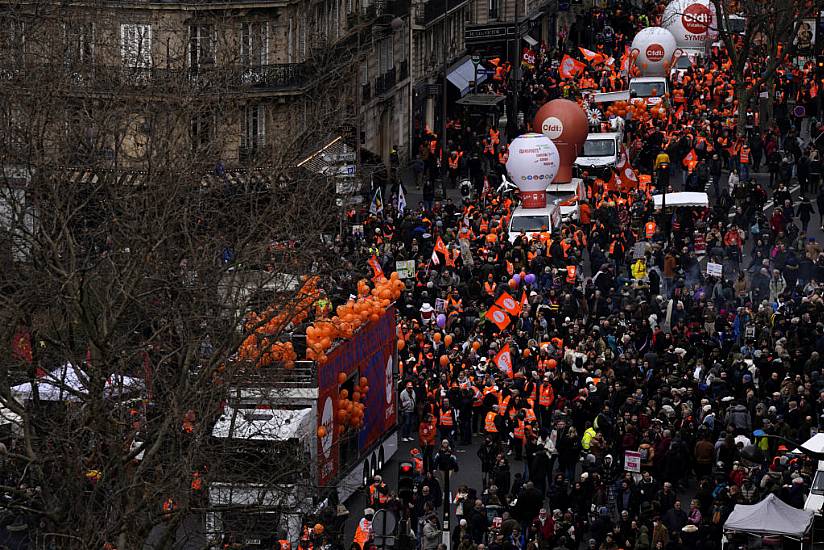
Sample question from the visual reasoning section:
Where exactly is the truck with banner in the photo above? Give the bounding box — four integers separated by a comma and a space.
205, 306, 398, 548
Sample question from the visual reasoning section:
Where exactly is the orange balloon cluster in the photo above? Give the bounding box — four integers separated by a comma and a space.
335, 379, 370, 432
238, 277, 320, 368
305, 273, 404, 364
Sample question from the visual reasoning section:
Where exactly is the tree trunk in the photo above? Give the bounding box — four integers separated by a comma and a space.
736, 84, 751, 138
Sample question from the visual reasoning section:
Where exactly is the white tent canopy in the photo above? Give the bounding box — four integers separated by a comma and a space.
11, 363, 143, 401
653, 192, 709, 210
723, 493, 814, 540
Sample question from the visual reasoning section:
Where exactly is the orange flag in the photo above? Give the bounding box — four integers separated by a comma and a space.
579, 47, 607, 66
495, 291, 521, 316
559, 55, 586, 79
485, 305, 511, 331
682, 148, 697, 168
434, 236, 449, 256
520, 289, 529, 311
368, 255, 384, 280
494, 343, 514, 378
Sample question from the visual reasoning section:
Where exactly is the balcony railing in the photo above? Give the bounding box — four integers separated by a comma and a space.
416, 0, 468, 26
374, 66, 397, 96
0, 63, 310, 94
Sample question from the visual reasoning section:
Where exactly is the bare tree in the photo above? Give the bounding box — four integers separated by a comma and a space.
710, 0, 815, 137
0, 2, 363, 548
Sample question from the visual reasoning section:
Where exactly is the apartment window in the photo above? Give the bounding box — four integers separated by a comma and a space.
64, 22, 94, 67
121, 24, 151, 68
241, 105, 266, 158
287, 18, 293, 63
241, 22, 268, 67
379, 37, 394, 74
190, 112, 214, 152
488, 0, 499, 19
189, 24, 216, 73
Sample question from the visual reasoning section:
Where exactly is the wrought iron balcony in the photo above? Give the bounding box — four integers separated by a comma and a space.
415, 0, 469, 26
374, 67, 397, 96
0, 62, 310, 94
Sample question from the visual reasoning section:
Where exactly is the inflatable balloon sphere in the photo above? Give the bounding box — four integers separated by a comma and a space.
630, 27, 678, 77
505, 133, 560, 208
533, 99, 588, 184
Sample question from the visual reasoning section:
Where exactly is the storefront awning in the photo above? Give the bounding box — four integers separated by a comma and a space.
446, 57, 488, 97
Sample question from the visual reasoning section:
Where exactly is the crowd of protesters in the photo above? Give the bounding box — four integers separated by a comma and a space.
331, 1, 824, 550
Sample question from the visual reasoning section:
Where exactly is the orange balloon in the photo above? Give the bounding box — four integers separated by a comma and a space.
359, 377, 368, 387
433, 333, 442, 343
317, 425, 327, 438
547, 359, 557, 369
340, 389, 349, 400
445, 335, 453, 347
472, 341, 481, 351
397, 339, 406, 351
439, 355, 449, 367
352, 391, 361, 402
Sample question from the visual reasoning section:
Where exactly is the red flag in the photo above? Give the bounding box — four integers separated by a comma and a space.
11, 329, 32, 364
485, 305, 511, 331
495, 291, 521, 316
520, 289, 529, 311
682, 148, 697, 168
605, 170, 618, 191
494, 343, 514, 378
559, 55, 586, 79
368, 255, 384, 280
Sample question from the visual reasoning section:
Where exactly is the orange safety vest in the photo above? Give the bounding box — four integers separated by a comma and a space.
524, 408, 536, 423
278, 540, 291, 550
566, 265, 577, 284
370, 483, 389, 504
645, 221, 656, 239
472, 386, 483, 407
539, 384, 554, 407
513, 420, 525, 439
449, 156, 459, 170
498, 395, 510, 414
740, 146, 750, 164
354, 518, 372, 548
490, 128, 500, 145
484, 281, 496, 296
485, 411, 498, 432
439, 409, 454, 427
498, 151, 508, 164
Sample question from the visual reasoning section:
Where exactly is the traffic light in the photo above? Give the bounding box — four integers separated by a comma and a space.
398, 460, 415, 503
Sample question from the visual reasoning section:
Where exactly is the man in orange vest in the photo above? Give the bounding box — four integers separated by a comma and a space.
739, 143, 751, 182
368, 475, 390, 508
353, 509, 374, 550
448, 151, 461, 188
537, 375, 555, 426
438, 398, 455, 445
645, 220, 656, 240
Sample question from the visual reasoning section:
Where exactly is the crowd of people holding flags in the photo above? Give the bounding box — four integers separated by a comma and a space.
340, 1, 824, 549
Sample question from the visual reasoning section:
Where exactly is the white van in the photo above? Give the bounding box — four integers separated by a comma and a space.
546, 178, 587, 222
508, 202, 562, 244
628, 76, 669, 106
575, 132, 622, 179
